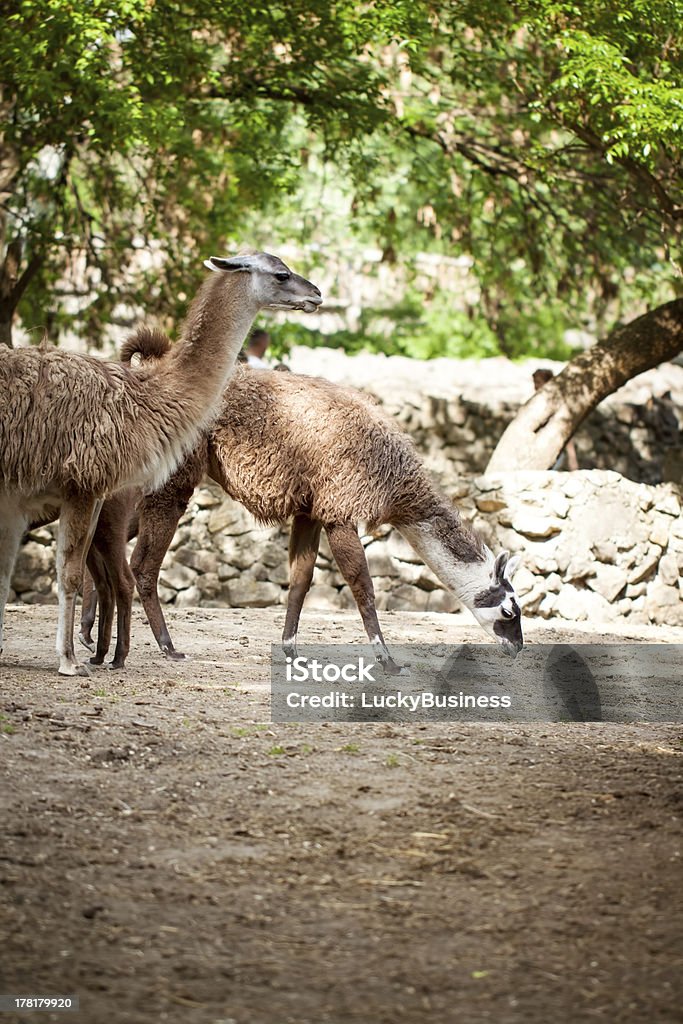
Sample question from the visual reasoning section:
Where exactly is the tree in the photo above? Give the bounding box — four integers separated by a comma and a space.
344, 1, 683, 467
0, 0, 413, 346
342, 0, 682, 354
1, 0, 681, 367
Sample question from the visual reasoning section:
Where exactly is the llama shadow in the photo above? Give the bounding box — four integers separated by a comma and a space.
435, 643, 602, 722
435, 643, 495, 690
542, 645, 602, 722
432, 643, 512, 720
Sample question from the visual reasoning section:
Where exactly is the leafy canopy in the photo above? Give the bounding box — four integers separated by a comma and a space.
0, 0, 681, 356
338, 0, 682, 355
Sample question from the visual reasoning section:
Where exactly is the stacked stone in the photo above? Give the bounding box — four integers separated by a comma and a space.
470, 471, 683, 627
10, 470, 681, 627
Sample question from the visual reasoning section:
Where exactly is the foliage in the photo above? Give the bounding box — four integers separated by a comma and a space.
263, 291, 575, 363
0, 0, 406, 342
340, 0, 682, 354
1, 0, 681, 357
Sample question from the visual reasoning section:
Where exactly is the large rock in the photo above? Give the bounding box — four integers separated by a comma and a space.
426, 589, 460, 613
225, 579, 282, 608
658, 553, 680, 587
12, 542, 54, 593
555, 585, 618, 623
305, 585, 345, 610
220, 534, 271, 571
159, 564, 198, 592
627, 548, 661, 586
208, 502, 256, 536
173, 548, 220, 574
385, 531, 422, 565
176, 585, 203, 608
510, 512, 563, 539
655, 492, 681, 517
649, 515, 672, 548
586, 564, 628, 603
365, 544, 400, 578
385, 585, 430, 612
645, 580, 683, 625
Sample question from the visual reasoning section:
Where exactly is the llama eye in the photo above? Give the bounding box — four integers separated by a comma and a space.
500, 607, 515, 619
275, 272, 290, 282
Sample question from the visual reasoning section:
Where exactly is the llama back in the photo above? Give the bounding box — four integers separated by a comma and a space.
209, 366, 436, 526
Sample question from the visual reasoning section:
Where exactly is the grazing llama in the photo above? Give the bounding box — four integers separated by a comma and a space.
1, 253, 322, 674
80, 341, 523, 672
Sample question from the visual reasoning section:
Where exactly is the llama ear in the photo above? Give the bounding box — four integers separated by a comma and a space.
504, 554, 522, 581
203, 256, 253, 273
493, 550, 509, 583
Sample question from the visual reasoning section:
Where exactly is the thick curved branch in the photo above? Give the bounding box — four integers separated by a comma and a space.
486, 298, 683, 472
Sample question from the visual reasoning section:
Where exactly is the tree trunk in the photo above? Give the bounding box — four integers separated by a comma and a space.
486, 298, 683, 473
0, 315, 12, 347
0, 238, 43, 348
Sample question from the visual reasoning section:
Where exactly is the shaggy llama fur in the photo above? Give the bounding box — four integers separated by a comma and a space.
79, 332, 523, 672
1, 252, 322, 674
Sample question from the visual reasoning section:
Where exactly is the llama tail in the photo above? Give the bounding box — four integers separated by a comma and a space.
120, 325, 171, 365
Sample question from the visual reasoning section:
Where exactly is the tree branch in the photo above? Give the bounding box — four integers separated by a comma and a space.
486, 298, 683, 472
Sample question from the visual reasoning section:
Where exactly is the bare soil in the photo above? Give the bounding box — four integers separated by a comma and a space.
1, 605, 682, 1024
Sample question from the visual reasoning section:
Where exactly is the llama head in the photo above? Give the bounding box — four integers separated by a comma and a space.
203, 253, 323, 313
471, 549, 524, 658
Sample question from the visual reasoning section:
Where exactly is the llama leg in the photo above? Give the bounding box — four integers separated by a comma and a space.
81, 489, 138, 669
109, 558, 135, 670
87, 550, 116, 666
0, 510, 27, 656
56, 497, 102, 676
325, 522, 402, 675
131, 501, 188, 659
79, 567, 98, 652
282, 515, 322, 658
87, 520, 136, 670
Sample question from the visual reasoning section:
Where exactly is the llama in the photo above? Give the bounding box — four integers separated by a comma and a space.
79, 336, 524, 672
1, 253, 322, 674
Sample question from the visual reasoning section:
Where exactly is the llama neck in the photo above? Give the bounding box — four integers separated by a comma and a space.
171, 273, 256, 386
126, 274, 259, 493
398, 502, 493, 612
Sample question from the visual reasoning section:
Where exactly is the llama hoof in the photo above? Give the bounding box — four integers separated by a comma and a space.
163, 649, 188, 661
108, 660, 126, 671
79, 633, 96, 653
89, 655, 105, 666
382, 661, 408, 677
58, 660, 92, 677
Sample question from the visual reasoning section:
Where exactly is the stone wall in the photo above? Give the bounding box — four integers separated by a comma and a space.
405, 390, 682, 488
470, 471, 682, 626
10, 352, 682, 623
11, 470, 682, 627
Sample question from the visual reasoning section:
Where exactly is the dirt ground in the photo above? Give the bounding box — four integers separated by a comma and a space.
1, 604, 681, 1024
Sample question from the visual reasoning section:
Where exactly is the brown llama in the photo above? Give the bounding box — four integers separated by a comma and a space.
1, 253, 321, 674
79, 333, 523, 672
